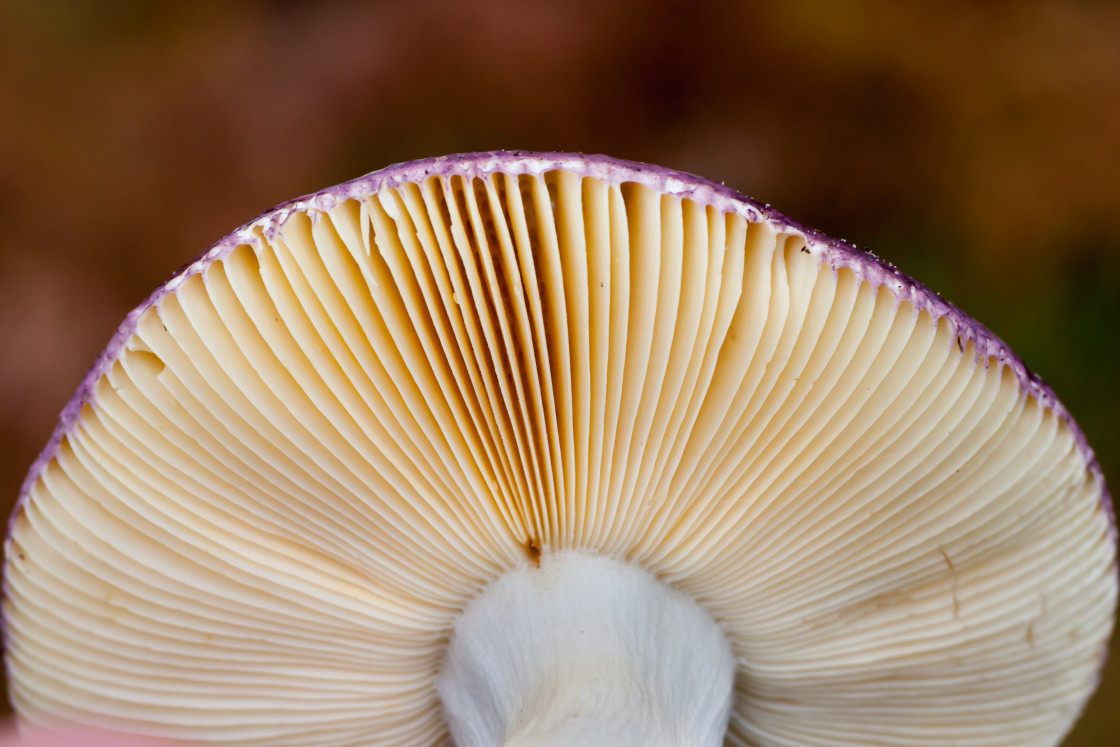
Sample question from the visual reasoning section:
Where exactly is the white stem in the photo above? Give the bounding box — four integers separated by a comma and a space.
437, 552, 736, 746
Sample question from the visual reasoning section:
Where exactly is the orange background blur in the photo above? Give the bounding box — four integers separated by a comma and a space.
1, 1, 1118, 743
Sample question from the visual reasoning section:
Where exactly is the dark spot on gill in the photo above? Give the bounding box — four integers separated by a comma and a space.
939, 548, 960, 619
525, 538, 541, 567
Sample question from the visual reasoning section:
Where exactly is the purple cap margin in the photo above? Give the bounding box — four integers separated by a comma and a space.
4, 150, 1115, 670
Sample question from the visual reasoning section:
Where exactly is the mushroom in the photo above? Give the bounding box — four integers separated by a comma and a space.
3, 152, 1115, 746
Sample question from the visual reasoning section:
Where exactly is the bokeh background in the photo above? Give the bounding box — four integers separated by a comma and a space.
1, 0, 1117, 743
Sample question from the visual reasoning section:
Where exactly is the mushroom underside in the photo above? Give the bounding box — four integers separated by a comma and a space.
2, 155, 1114, 746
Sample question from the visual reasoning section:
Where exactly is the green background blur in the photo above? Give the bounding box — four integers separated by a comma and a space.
1, 1, 1117, 743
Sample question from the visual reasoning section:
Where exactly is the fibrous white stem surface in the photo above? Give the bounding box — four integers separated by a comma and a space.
437, 552, 736, 746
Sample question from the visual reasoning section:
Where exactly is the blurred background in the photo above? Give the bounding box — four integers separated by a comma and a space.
1, 0, 1117, 743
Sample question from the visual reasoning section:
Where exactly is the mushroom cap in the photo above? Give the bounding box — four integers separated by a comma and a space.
4, 152, 1116, 746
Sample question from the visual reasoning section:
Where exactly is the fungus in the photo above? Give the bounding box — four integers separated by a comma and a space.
4, 152, 1115, 746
